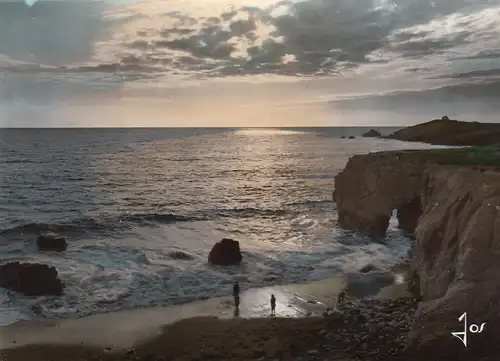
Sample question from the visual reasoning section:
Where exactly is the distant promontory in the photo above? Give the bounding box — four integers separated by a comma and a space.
387, 116, 500, 146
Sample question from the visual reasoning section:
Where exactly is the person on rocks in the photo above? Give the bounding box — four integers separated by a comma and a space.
233, 281, 240, 310
337, 291, 346, 305
270, 294, 276, 315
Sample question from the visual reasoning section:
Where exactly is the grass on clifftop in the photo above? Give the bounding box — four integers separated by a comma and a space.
434, 145, 500, 166
396, 145, 500, 167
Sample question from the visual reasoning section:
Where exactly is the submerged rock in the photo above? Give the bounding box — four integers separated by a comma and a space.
0, 262, 64, 296
37, 234, 68, 252
208, 238, 243, 266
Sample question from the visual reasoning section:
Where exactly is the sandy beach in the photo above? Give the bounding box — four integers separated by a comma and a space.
1, 276, 353, 359
1, 269, 415, 361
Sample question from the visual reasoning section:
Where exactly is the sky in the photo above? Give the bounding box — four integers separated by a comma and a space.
1, 0, 500, 127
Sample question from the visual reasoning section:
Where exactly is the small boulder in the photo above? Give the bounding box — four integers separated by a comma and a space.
348, 136, 355, 139
208, 238, 243, 266
362, 129, 382, 137
37, 234, 67, 252
0, 262, 64, 296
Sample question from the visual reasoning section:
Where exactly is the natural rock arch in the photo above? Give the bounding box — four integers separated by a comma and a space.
334, 152, 428, 237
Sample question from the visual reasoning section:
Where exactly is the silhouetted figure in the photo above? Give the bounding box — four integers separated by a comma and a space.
337, 291, 345, 305
270, 294, 276, 315
234, 307, 240, 318
233, 282, 240, 309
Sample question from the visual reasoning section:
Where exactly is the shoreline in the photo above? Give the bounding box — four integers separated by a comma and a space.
1, 276, 346, 350
1, 272, 410, 360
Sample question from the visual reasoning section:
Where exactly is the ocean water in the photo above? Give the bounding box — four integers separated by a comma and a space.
0, 127, 440, 325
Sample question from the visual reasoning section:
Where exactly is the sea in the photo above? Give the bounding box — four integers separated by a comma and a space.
0, 127, 442, 325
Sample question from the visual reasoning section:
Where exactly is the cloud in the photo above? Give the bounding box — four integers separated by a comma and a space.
82, 0, 498, 81
2, 0, 500, 99
441, 68, 500, 80
2, 0, 499, 79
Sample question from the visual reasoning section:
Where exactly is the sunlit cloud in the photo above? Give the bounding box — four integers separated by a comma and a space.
3, 0, 500, 81
2, 0, 500, 127
281, 54, 296, 64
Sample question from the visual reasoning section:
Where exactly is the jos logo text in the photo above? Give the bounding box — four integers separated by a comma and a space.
451, 312, 486, 348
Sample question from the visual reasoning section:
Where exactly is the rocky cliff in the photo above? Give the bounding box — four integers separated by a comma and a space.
333, 151, 428, 237
334, 150, 500, 359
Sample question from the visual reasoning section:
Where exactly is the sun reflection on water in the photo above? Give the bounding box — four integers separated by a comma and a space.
234, 129, 307, 136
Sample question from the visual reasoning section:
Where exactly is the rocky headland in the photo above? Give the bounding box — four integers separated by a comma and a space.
387, 116, 500, 146
334, 143, 500, 360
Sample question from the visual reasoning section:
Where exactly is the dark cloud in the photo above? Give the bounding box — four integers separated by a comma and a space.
160, 28, 197, 37
405, 66, 435, 72
230, 19, 257, 35
164, 11, 198, 26
366, 81, 500, 103
452, 50, 500, 61
441, 69, 500, 79
110, 0, 500, 78
328, 79, 500, 122
3, 0, 500, 83
391, 32, 472, 59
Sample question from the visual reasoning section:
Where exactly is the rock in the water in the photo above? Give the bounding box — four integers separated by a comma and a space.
348, 136, 355, 139
208, 238, 243, 265
345, 272, 395, 298
37, 234, 67, 252
0, 262, 64, 296
359, 264, 378, 273
362, 129, 382, 138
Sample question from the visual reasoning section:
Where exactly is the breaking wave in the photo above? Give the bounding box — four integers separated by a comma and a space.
0, 213, 200, 236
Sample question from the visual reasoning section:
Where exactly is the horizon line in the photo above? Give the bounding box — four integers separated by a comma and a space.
0, 125, 408, 129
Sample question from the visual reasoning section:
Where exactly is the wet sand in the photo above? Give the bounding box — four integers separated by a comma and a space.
2, 316, 332, 361
1, 270, 414, 361
1, 277, 346, 356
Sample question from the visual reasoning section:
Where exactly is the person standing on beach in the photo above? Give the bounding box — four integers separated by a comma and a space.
270, 294, 276, 315
337, 291, 345, 305
233, 282, 240, 310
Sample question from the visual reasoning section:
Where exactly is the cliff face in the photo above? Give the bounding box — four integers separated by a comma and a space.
334, 152, 500, 358
406, 166, 500, 357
